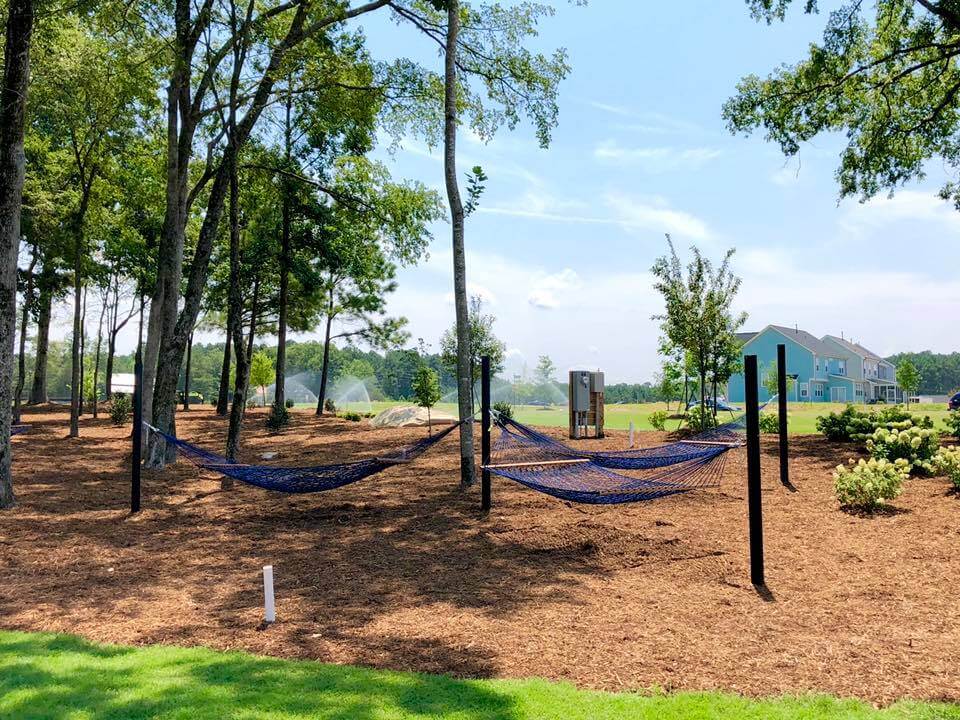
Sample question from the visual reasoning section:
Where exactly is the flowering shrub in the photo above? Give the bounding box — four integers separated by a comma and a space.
933, 446, 960, 490
865, 424, 941, 475
816, 404, 933, 442
834, 458, 908, 510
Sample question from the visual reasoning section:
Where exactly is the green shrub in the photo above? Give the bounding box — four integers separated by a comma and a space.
834, 457, 908, 511
945, 410, 960, 441
324, 398, 336, 413
865, 424, 940, 475
341, 411, 362, 422
933, 446, 960, 490
684, 404, 717, 432
493, 401, 514, 420
266, 402, 290, 431
758, 413, 780, 434
648, 410, 668, 431
816, 405, 863, 441
109, 393, 132, 426
285, 398, 295, 409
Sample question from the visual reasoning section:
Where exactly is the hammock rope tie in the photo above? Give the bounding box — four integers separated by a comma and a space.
142, 420, 464, 494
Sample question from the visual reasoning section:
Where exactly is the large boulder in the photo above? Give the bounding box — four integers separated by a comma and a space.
370, 405, 457, 428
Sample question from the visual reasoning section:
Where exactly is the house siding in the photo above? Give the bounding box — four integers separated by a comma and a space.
727, 328, 816, 403
728, 327, 898, 404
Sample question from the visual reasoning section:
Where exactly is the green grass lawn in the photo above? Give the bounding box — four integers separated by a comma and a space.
1, 631, 956, 719
316, 400, 956, 436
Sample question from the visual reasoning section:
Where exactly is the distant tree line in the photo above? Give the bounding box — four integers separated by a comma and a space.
15, 340, 459, 406
885, 352, 960, 395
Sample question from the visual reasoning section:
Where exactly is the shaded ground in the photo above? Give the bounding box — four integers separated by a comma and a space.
1, 406, 958, 704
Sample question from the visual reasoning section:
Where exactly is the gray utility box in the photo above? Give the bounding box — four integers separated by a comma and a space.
568, 369, 604, 439
570, 371, 592, 411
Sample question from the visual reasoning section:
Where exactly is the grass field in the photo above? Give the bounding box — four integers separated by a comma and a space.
2, 631, 957, 720
324, 400, 957, 436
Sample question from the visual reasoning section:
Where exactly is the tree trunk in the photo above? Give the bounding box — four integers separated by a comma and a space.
91, 290, 106, 419
216, 332, 231, 415
69, 230, 84, 437
143, 24, 191, 465
182, 330, 193, 410
443, 0, 475, 489
13, 244, 37, 424
78, 285, 87, 416
224, 125, 247, 466
246, 275, 259, 365
0, 0, 34, 508
274, 85, 292, 412
29, 276, 50, 404
315, 292, 334, 415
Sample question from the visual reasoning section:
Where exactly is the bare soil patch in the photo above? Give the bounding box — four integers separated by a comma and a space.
1, 406, 958, 703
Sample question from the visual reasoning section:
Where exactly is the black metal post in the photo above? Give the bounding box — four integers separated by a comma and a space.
481, 355, 491, 512
776, 343, 793, 491
131, 299, 144, 513
744, 354, 765, 587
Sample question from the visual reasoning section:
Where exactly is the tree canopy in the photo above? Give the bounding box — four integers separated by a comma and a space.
725, 0, 960, 205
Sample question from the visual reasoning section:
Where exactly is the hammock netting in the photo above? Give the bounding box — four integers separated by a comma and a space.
146, 420, 462, 494
482, 405, 763, 505
11, 425, 29, 436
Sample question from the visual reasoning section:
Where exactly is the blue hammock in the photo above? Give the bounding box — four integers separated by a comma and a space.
480, 407, 762, 504
11, 425, 29, 436
493, 413, 746, 470
146, 420, 463, 494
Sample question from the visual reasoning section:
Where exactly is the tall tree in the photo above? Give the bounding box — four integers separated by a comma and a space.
441, 0, 475, 488
29, 17, 156, 436
142, 0, 398, 468
0, 0, 34, 508
725, 0, 960, 208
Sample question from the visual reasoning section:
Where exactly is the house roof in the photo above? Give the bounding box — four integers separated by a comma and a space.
735, 331, 758, 345
765, 325, 838, 358
823, 335, 882, 361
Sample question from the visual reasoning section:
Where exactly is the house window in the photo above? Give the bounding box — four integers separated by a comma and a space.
815, 357, 820, 372
800, 383, 808, 398
838, 359, 846, 376
814, 384, 824, 399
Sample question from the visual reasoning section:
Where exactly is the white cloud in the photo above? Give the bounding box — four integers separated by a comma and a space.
840, 190, 960, 235
603, 192, 712, 240
593, 140, 722, 171
527, 268, 583, 309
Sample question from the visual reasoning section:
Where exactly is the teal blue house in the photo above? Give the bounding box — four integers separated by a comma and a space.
726, 325, 900, 404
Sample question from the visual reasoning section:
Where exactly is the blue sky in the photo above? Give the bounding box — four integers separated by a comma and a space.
343, 0, 960, 383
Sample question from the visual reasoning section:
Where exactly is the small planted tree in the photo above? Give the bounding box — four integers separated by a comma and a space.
763, 359, 795, 401
412, 364, 441, 435
896, 360, 920, 406
249, 351, 274, 408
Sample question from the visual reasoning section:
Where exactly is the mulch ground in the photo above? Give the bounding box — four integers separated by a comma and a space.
1, 406, 958, 704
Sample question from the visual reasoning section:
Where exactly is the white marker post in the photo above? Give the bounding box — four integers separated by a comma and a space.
263, 565, 276, 624
628, 421, 635, 448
